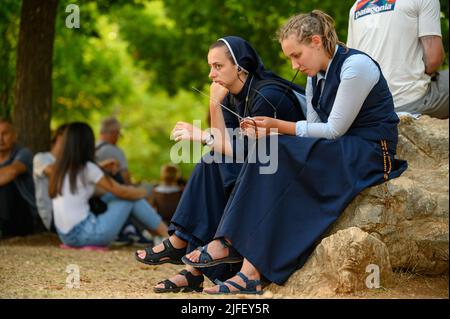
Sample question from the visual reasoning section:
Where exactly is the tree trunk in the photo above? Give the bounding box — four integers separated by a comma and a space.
13, 0, 59, 154
0, 27, 11, 118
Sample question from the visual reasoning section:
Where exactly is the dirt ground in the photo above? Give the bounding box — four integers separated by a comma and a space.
0, 233, 448, 299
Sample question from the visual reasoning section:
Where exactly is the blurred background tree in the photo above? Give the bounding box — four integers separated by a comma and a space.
0, 0, 448, 182
0, 0, 21, 120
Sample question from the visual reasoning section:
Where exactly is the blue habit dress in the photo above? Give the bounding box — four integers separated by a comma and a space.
214, 46, 408, 285
168, 36, 306, 282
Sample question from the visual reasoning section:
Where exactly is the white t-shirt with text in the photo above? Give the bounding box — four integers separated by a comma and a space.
347, 0, 442, 107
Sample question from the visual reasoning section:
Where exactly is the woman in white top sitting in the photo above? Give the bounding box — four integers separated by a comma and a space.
49, 122, 168, 247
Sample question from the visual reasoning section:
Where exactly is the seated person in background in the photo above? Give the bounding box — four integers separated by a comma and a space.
95, 116, 131, 184
0, 118, 41, 238
95, 116, 154, 245
33, 124, 68, 232
50, 122, 168, 248
34, 124, 121, 233
148, 164, 183, 224
347, 0, 448, 118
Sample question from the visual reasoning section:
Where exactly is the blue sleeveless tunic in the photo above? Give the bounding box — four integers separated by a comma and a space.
214, 46, 408, 285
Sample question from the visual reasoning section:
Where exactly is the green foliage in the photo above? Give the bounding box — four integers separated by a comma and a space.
110, 1, 182, 95
51, 2, 208, 182
52, 2, 139, 120
1, 0, 449, 182
114, 90, 208, 182
117, 0, 358, 91
0, 0, 21, 119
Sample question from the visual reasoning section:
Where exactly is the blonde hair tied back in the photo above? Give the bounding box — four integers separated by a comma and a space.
277, 10, 346, 57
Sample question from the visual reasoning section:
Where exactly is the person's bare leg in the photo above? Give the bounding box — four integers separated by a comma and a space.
137, 233, 186, 259
203, 258, 261, 294
154, 265, 203, 290
153, 221, 169, 237
185, 237, 231, 263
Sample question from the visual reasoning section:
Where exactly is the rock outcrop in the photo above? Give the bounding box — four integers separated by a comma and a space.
268, 116, 449, 295
268, 227, 393, 296
330, 116, 448, 275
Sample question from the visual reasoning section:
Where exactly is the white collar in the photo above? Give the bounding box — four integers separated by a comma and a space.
317, 45, 339, 82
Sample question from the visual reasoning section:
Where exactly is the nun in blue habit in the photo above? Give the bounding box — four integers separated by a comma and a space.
135, 36, 306, 293
182, 11, 408, 295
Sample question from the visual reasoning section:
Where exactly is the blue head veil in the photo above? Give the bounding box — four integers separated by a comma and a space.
217, 36, 300, 87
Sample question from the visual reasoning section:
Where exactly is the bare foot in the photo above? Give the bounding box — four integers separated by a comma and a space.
185, 239, 229, 263
154, 267, 203, 290
137, 235, 186, 260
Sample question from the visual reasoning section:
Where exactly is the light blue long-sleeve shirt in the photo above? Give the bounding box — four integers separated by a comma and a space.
295, 49, 380, 139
